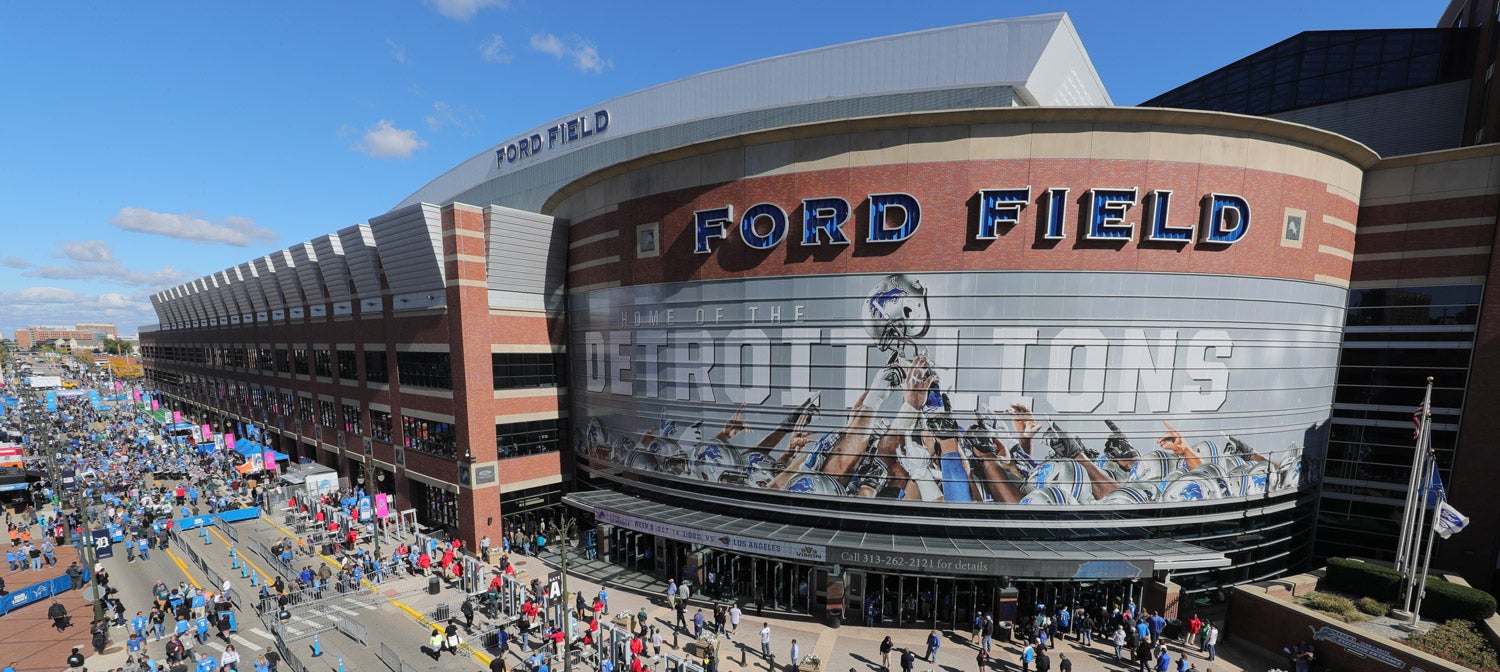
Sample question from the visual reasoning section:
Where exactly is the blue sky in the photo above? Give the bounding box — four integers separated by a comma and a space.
0, 0, 1443, 337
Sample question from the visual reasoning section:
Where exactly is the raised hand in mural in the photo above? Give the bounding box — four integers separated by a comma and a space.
1156, 421, 1203, 470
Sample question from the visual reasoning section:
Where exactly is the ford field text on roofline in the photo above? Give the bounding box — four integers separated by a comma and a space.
692, 189, 1251, 254
495, 109, 610, 170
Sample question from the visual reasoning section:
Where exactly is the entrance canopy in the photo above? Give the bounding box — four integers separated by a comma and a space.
566, 490, 1229, 580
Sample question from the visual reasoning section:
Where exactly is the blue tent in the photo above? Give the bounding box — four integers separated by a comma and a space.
233, 440, 288, 462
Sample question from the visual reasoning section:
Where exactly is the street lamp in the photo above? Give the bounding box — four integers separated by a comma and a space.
361, 444, 383, 562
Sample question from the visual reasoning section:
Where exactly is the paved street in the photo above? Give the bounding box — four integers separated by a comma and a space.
3, 505, 1292, 672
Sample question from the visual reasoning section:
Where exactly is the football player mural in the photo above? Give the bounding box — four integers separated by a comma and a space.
575, 272, 1325, 507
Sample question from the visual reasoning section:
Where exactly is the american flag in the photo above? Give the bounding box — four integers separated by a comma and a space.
1413, 402, 1428, 440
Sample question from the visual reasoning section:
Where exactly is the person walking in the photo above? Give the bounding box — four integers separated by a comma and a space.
759, 623, 772, 659
693, 608, 705, 638
925, 630, 941, 662
980, 613, 994, 653
879, 635, 894, 671
1019, 640, 1036, 672
789, 639, 800, 666
676, 599, 688, 632
900, 648, 915, 672
729, 603, 742, 635
1112, 625, 1127, 661
1204, 623, 1218, 661
974, 647, 989, 672
461, 598, 475, 629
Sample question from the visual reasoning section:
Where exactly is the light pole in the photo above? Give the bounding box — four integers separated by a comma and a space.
360, 447, 383, 562
557, 515, 580, 672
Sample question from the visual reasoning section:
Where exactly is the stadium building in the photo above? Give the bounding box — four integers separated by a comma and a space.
141, 5, 1500, 625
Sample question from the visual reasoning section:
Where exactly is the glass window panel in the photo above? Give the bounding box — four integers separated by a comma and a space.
1382, 31, 1414, 61
1326, 40, 1355, 72
1296, 78, 1324, 107
1321, 70, 1350, 101
1270, 82, 1297, 111
1349, 64, 1380, 97
1407, 52, 1442, 84
1354, 35, 1385, 68
1411, 30, 1445, 55
1378, 59, 1411, 90
1274, 54, 1301, 84
1250, 55, 1277, 87
1300, 47, 1328, 75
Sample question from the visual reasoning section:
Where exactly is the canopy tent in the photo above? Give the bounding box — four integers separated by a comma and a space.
232, 440, 288, 462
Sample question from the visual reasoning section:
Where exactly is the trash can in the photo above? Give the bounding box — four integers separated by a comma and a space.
322, 542, 336, 555
428, 576, 441, 595
827, 608, 843, 629
998, 621, 1013, 643
434, 602, 451, 621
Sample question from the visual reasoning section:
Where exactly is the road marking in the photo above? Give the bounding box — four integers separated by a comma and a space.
163, 547, 204, 589
328, 604, 359, 617
209, 526, 273, 585
247, 627, 274, 640
233, 633, 263, 647
282, 623, 304, 636
358, 602, 378, 610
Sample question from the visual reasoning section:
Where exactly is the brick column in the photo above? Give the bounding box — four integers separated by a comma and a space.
443, 203, 504, 549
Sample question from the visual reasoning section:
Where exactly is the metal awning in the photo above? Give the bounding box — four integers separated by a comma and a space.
565, 490, 1230, 579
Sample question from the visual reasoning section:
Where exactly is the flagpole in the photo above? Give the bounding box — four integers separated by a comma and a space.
1411, 487, 1444, 627
1395, 378, 1433, 575
1402, 447, 1437, 615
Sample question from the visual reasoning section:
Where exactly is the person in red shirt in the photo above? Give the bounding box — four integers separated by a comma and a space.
631, 655, 645, 672
630, 636, 644, 657
417, 552, 432, 574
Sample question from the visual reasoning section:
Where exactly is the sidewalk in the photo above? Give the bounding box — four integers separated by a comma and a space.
516, 546, 1289, 672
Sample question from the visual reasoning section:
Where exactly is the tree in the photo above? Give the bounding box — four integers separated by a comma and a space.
101, 338, 134, 356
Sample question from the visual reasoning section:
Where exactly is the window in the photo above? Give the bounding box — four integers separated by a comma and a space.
403, 415, 456, 457
318, 399, 336, 428
496, 417, 566, 459
370, 410, 393, 443
274, 349, 291, 374
314, 350, 332, 378
298, 396, 314, 422
364, 351, 389, 383
256, 349, 274, 371
395, 351, 453, 390
337, 350, 358, 380
292, 348, 309, 376
492, 352, 567, 389
342, 403, 363, 435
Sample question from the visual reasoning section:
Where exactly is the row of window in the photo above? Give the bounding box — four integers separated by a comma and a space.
144, 370, 567, 461
142, 345, 566, 392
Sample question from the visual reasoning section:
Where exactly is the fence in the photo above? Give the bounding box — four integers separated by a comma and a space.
377, 639, 430, 672
334, 615, 368, 645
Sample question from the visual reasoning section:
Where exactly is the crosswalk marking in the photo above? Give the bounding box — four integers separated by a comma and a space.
247, 627, 274, 640
328, 604, 360, 617
283, 623, 304, 636
233, 633, 264, 648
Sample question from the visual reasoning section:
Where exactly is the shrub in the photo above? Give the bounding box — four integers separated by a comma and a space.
1355, 597, 1390, 617
1300, 592, 1364, 622
1405, 620, 1500, 672
1323, 557, 1496, 620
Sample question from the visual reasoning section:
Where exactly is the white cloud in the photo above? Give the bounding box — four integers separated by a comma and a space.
56, 240, 114, 263
425, 101, 482, 134
2, 286, 86, 304
26, 240, 186, 288
479, 34, 512, 64
0, 287, 159, 335
111, 207, 278, 246
353, 120, 428, 159
386, 38, 407, 64
530, 32, 611, 74
530, 33, 565, 58
428, 0, 506, 20
1, 256, 33, 269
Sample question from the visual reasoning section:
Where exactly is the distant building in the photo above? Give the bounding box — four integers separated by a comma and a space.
15, 323, 115, 349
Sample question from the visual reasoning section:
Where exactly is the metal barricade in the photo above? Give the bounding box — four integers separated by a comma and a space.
334, 615, 368, 645
377, 643, 402, 672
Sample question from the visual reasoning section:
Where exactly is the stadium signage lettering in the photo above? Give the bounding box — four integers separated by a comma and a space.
495, 109, 610, 170
691, 189, 1251, 254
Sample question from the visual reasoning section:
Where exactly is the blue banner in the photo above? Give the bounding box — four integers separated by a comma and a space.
0, 579, 54, 616
44, 391, 56, 412
91, 529, 113, 559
